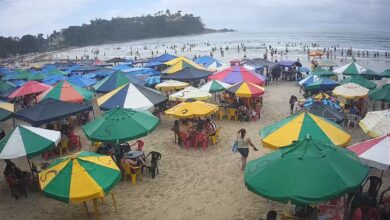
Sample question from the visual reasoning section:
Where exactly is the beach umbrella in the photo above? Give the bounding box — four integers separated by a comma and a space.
304, 102, 345, 124
225, 81, 265, 97
82, 108, 159, 142
260, 112, 351, 149
165, 100, 218, 118
0, 125, 60, 159
245, 136, 369, 205
298, 75, 319, 86
93, 71, 130, 93
359, 109, 390, 137
8, 81, 51, 98
42, 75, 69, 86
164, 56, 206, 74
360, 69, 382, 80
161, 67, 212, 82
0, 80, 16, 97
155, 80, 189, 91
144, 53, 177, 67
38, 151, 120, 204
317, 60, 337, 68
333, 83, 369, 99
311, 68, 336, 77
29, 72, 46, 81
97, 83, 167, 111
340, 75, 377, 90
303, 97, 341, 110
0, 100, 14, 122
381, 69, 390, 78
304, 77, 339, 92
348, 134, 390, 170
313, 92, 331, 100
112, 64, 132, 72
123, 67, 160, 76
309, 51, 324, 57
12, 70, 33, 80
169, 86, 212, 101
36, 80, 93, 104
67, 75, 97, 87
333, 62, 367, 76
298, 67, 310, 73
209, 65, 265, 85
84, 68, 114, 78
145, 76, 161, 87
195, 56, 225, 70
199, 80, 231, 93
369, 84, 390, 103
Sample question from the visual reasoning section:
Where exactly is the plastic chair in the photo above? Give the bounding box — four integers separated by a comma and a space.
59, 138, 69, 157
351, 207, 363, 220
194, 133, 208, 151
145, 151, 161, 178
179, 132, 191, 149
121, 161, 142, 185
92, 142, 103, 152
68, 134, 81, 151
216, 109, 226, 120
209, 127, 221, 145
345, 114, 361, 128
227, 108, 238, 121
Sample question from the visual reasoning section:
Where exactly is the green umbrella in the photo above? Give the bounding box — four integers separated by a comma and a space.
369, 84, 390, 103
0, 80, 15, 96
381, 69, 390, 78
14, 70, 33, 80
244, 136, 369, 205
340, 75, 377, 90
360, 69, 381, 80
311, 68, 336, 77
29, 73, 46, 81
82, 107, 160, 142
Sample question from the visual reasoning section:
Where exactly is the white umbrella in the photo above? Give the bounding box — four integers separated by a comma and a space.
359, 109, 390, 137
169, 86, 212, 101
155, 80, 189, 91
332, 83, 369, 99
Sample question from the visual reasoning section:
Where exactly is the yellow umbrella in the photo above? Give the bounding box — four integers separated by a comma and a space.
164, 56, 206, 74
332, 83, 369, 99
165, 101, 218, 118
155, 80, 189, 91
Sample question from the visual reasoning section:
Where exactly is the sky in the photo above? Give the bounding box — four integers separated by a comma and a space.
0, 0, 389, 37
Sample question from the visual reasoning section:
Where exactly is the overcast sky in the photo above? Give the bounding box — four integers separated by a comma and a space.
0, 0, 389, 37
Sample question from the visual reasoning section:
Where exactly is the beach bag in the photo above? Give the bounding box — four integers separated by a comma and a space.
232, 140, 238, 152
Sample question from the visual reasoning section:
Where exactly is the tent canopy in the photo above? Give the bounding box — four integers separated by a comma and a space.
209, 65, 265, 85
341, 75, 377, 90
161, 67, 212, 82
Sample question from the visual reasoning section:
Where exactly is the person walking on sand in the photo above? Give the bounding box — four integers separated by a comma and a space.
236, 129, 258, 171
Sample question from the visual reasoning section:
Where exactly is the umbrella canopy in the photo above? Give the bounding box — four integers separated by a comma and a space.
360, 69, 382, 80
144, 53, 177, 67
146, 76, 161, 87
340, 75, 377, 90
260, 112, 351, 149
93, 71, 130, 93
155, 80, 189, 91
165, 101, 218, 118
208, 65, 265, 85
313, 92, 331, 100
0, 100, 14, 121
8, 81, 51, 98
67, 75, 97, 87
309, 51, 324, 57
97, 83, 167, 111
37, 81, 93, 103
359, 109, 390, 137
164, 56, 205, 74
169, 86, 212, 101
311, 68, 336, 77
39, 151, 121, 203
298, 67, 310, 73
225, 81, 265, 97
16, 98, 93, 126
245, 136, 369, 205
298, 75, 319, 86
85, 68, 114, 78
334, 62, 367, 75
161, 67, 212, 82
333, 83, 369, 99
199, 80, 231, 93
82, 108, 159, 142
369, 84, 390, 103
348, 134, 390, 170
303, 97, 341, 111
381, 69, 390, 78
0, 125, 60, 159
195, 56, 225, 70
304, 77, 339, 92
304, 102, 345, 124
0, 80, 16, 97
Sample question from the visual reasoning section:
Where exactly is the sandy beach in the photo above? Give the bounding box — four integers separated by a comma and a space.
0, 80, 388, 220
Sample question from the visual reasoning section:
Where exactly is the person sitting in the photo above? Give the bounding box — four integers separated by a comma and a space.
3, 159, 27, 199
238, 105, 250, 122
349, 105, 360, 115
121, 156, 146, 173
205, 118, 217, 136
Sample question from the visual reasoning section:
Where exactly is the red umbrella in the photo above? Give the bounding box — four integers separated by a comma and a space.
8, 81, 51, 98
208, 65, 265, 85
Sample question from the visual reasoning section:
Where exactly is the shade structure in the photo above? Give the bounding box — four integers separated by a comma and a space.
381, 69, 390, 78
145, 76, 161, 86
303, 97, 341, 111
0, 100, 14, 121
0, 80, 16, 97
298, 66, 310, 73
195, 56, 224, 70
333, 83, 369, 99
304, 77, 339, 92
298, 75, 319, 86
313, 92, 331, 100
16, 98, 93, 126
164, 56, 206, 74
260, 112, 351, 149
225, 81, 265, 97
311, 68, 336, 77
145, 53, 177, 67
245, 136, 369, 205
165, 101, 218, 118
67, 75, 97, 87
208, 65, 265, 85
304, 102, 345, 124
360, 69, 381, 80
106, 57, 127, 63
8, 81, 51, 98
93, 71, 130, 93
169, 86, 212, 101
348, 134, 390, 170
333, 62, 367, 76
340, 75, 376, 90
0, 125, 60, 159
82, 108, 159, 142
39, 151, 121, 203
155, 80, 189, 91
199, 80, 231, 93
37, 81, 93, 103
359, 109, 390, 137
97, 83, 167, 111
160, 67, 212, 82
369, 84, 390, 103
85, 68, 114, 78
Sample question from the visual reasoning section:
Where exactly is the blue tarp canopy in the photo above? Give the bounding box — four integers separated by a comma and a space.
67, 75, 97, 87
144, 53, 176, 67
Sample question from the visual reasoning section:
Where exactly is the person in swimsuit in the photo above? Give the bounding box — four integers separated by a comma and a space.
236, 129, 258, 171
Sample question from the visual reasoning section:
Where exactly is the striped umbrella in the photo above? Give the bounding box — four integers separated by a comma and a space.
311, 68, 336, 77
298, 75, 319, 86
333, 83, 369, 99
199, 80, 231, 93
208, 65, 265, 85
155, 80, 189, 91
39, 151, 120, 203
93, 71, 130, 93
37, 81, 93, 103
260, 112, 351, 149
164, 56, 206, 74
8, 81, 52, 98
0, 125, 60, 159
340, 75, 377, 90
369, 84, 390, 103
334, 62, 367, 76
304, 77, 339, 92
348, 134, 390, 170
381, 69, 390, 78
97, 83, 167, 111
359, 109, 390, 137
0, 100, 14, 121
225, 81, 265, 97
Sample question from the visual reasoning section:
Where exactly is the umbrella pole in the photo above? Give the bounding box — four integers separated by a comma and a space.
111, 192, 118, 213
93, 199, 100, 220
12, 117, 16, 128
83, 201, 89, 215
26, 157, 33, 176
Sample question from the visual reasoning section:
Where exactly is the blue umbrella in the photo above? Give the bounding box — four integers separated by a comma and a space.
299, 67, 310, 72
67, 75, 97, 87
42, 75, 68, 86
146, 76, 161, 86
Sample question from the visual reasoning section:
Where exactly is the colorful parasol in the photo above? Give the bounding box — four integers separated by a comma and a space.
369, 84, 390, 103
333, 83, 369, 99
340, 75, 377, 90
165, 101, 218, 118
225, 81, 265, 97
0, 99, 14, 121
208, 65, 265, 85
93, 71, 130, 93
164, 56, 206, 74
8, 81, 52, 98
199, 80, 231, 93
333, 62, 367, 76
37, 80, 93, 103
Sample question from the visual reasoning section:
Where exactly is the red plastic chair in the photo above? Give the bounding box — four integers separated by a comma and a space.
179, 132, 191, 149
68, 133, 81, 151
351, 207, 362, 220
194, 133, 208, 151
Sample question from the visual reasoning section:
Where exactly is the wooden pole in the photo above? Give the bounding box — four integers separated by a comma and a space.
111, 192, 118, 213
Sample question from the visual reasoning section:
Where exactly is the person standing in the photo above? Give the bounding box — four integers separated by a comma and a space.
289, 95, 297, 114
236, 129, 258, 171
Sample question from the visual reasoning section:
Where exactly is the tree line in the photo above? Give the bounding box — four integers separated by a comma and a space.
0, 10, 205, 58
